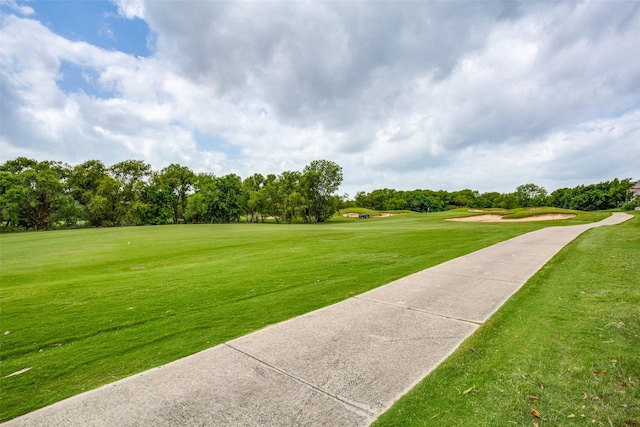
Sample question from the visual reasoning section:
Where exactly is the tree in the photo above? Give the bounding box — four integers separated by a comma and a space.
156, 164, 195, 224
451, 189, 478, 208
607, 178, 634, 207
67, 160, 108, 224
53, 195, 85, 227
68, 160, 108, 205
262, 174, 281, 222
0, 157, 38, 174
256, 171, 304, 224
301, 160, 343, 223
368, 188, 396, 211
0, 159, 69, 230
548, 187, 572, 209
109, 160, 152, 225
139, 178, 174, 225
278, 171, 302, 223
86, 175, 121, 226
185, 173, 243, 223
515, 183, 548, 208
212, 174, 244, 223
185, 173, 216, 223
407, 192, 444, 212
547, 179, 634, 211
242, 173, 266, 223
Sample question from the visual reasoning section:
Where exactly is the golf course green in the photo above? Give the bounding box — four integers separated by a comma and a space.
0, 209, 621, 421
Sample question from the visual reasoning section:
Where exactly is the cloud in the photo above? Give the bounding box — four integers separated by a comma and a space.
0, 0, 33, 15
1, 1, 639, 197
110, 0, 145, 20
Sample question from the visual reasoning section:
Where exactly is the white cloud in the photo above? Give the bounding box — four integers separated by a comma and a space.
110, 0, 145, 20
0, 0, 33, 15
1, 1, 639, 197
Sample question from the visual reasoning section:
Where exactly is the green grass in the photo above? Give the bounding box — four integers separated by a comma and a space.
373, 212, 639, 426
0, 210, 609, 421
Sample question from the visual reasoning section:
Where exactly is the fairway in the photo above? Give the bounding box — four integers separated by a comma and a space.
0, 211, 607, 421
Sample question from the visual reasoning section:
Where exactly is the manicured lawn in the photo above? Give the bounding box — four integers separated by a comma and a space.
0, 210, 608, 421
373, 212, 639, 426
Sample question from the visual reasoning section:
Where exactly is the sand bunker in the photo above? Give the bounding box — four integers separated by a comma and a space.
342, 212, 396, 218
447, 213, 576, 222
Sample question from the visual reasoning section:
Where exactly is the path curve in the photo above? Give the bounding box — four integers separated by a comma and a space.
4, 213, 632, 426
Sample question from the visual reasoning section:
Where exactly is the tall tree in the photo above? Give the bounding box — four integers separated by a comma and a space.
185, 173, 243, 223
451, 189, 479, 208
86, 175, 121, 226
301, 160, 343, 223
213, 174, 244, 223
156, 164, 195, 223
242, 173, 266, 222
515, 183, 548, 207
67, 160, 108, 224
109, 160, 152, 225
0, 159, 69, 230
279, 171, 302, 223
139, 179, 174, 225
68, 160, 108, 205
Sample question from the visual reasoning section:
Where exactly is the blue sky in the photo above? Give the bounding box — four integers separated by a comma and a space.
33, 1, 151, 56
1, 0, 639, 196
27, 1, 151, 97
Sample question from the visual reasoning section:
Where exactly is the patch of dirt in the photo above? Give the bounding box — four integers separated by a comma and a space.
447, 214, 576, 222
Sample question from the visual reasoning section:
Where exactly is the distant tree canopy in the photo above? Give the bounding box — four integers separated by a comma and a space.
355, 178, 636, 213
1, 156, 635, 231
548, 179, 636, 211
0, 158, 343, 230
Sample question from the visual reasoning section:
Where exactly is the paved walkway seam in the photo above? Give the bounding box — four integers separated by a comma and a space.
423, 270, 522, 284
223, 343, 376, 418
354, 295, 483, 325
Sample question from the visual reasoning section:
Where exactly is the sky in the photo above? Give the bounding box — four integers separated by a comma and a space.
1, 0, 639, 197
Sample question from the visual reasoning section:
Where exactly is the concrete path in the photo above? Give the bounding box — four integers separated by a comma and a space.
4, 213, 632, 426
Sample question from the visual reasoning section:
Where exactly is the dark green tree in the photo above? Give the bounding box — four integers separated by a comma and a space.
515, 183, 548, 207
109, 160, 152, 225
0, 159, 69, 230
86, 175, 121, 226
242, 173, 266, 223
185, 174, 243, 223
301, 160, 343, 223
156, 164, 195, 224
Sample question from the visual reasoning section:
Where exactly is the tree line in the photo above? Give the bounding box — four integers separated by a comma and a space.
355, 179, 637, 212
1, 156, 636, 231
0, 158, 343, 230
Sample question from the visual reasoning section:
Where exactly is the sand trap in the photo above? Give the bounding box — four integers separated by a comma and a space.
342, 212, 397, 218
447, 213, 576, 222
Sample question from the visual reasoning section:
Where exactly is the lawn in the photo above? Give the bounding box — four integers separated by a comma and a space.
0, 210, 609, 421
373, 212, 639, 426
